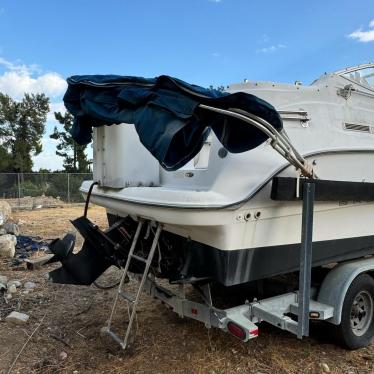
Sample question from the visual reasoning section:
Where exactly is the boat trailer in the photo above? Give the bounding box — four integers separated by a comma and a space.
94, 179, 374, 349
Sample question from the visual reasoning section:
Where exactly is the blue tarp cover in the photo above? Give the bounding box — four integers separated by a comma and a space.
64, 75, 282, 171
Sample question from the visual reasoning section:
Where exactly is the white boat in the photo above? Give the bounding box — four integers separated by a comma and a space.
46, 64, 374, 350
72, 63, 374, 286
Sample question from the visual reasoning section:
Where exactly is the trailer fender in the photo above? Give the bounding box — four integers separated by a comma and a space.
317, 257, 374, 325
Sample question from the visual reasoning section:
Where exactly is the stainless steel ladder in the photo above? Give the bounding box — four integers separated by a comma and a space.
104, 220, 162, 349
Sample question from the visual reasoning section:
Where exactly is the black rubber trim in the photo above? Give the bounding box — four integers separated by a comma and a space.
271, 177, 374, 201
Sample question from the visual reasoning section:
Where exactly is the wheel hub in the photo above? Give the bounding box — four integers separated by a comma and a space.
350, 291, 373, 337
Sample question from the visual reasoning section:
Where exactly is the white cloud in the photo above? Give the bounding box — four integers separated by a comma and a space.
32, 137, 63, 171
42, 136, 58, 146
0, 57, 67, 99
257, 44, 286, 54
47, 102, 67, 122
259, 34, 270, 43
208, 0, 221, 3
211, 52, 220, 57
32, 151, 64, 171
348, 20, 374, 42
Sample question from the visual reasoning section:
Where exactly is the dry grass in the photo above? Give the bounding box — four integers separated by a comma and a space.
0, 205, 373, 373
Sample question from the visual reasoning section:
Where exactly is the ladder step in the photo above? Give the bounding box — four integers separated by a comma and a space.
131, 254, 147, 263
106, 222, 163, 351
105, 329, 125, 348
119, 290, 135, 303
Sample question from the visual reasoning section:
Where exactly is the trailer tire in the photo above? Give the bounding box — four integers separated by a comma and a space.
334, 274, 374, 350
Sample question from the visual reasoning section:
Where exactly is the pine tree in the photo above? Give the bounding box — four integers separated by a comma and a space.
0, 92, 49, 172
50, 111, 91, 172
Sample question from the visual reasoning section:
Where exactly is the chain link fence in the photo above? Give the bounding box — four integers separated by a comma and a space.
0, 173, 93, 209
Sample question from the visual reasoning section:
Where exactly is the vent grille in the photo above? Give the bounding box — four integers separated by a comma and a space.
343, 123, 371, 133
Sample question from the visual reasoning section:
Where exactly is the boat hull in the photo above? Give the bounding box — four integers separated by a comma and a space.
82, 175, 374, 285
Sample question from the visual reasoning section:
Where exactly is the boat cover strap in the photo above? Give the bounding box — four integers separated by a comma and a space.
64, 75, 282, 171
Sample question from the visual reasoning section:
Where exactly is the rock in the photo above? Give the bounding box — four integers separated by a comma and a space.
59, 351, 68, 361
8, 284, 17, 294
0, 283, 6, 291
0, 228, 6, 235
320, 363, 330, 373
3, 222, 20, 236
5, 293, 12, 300
0, 200, 11, 225
24, 281, 36, 290
5, 311, 29, 325
0, 275, 8, 284
0, 234, 16, 258
7, 280, 22, 288
100, 326, 109, 337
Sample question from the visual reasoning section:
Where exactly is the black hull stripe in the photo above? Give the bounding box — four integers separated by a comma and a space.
185, 235, 374, 286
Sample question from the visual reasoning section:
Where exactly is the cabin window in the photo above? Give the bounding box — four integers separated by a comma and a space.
342, 67, 374, 89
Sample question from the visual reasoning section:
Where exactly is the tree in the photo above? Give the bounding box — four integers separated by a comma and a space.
0, 146, 12, 172
0, 92, 49, 172
209, 85, 226, 92
50, 111, 91, 173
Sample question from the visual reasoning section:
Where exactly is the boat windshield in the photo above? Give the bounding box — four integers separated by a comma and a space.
341, 67, 374, 89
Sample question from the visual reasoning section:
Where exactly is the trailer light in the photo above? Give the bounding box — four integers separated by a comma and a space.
250, 328, 259, 337
227, 322, 246, 340
309, 311, 320, 319
191, 308, 198, 315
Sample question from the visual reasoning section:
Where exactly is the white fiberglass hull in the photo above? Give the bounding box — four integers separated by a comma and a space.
82, 149, 374, 252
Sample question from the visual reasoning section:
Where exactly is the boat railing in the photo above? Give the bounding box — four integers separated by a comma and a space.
198, 104, 314, 178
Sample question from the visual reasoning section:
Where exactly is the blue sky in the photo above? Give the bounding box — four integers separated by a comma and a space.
0, 0, 373, 170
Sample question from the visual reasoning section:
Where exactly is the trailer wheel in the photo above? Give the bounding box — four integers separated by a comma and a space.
335, 274, 374, 349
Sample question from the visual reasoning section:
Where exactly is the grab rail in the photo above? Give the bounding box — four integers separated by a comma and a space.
198, 104, 314, 178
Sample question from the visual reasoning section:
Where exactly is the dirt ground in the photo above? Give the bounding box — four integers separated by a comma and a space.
0, 206, 373, 374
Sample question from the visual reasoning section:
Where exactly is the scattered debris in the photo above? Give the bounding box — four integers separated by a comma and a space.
58, 351, 68, 361
7, 313, 46, 374
5, 196, 65, 210
25, 253, 54, 270
0, 234, 16, 258
320, 363, 331, 373
15, 235, 50, 259
0, 201, 12, 225
7, 280, 22, 288
0, 275, 8, 284
50, 333, 73, 349
100, 326, 108, 337
24, 281, 36, 291
3, 222, 20, 236
0, 296, 21, 319
5, 311, 29, 325
0, 202, 16, 259
76, 327, 87, 339
0, 200, 53, 264
7, 284, 17, 294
